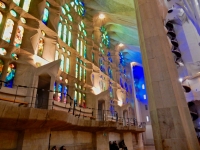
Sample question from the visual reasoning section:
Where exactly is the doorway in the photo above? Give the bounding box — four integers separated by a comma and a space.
35, 73, 51, 109
98, 100, 105, 121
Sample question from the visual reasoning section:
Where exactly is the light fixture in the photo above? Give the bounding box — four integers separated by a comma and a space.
99, 14, 105, 19
179, 78, 183, 82
119, 43, 124, 47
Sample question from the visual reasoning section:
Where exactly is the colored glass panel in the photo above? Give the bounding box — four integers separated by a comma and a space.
79, 66, 82, 80
78, 92, 81, 105
63, 86, 68, 103
11, 53, 18, 60
0, 48, 6, 56
61, 7, 66, 15
84, 69, 86, 82
13, 0, 20, 6
60, 54, 64, 71
66, 57, 69, 74
58, 84, 62, 101
68, 14, 73, 22
0, 59, 4, 77
14, 26, 24, 47
42, 8, 49, 25
20, 17, 26, 23
46, 2, 50, 7
0, 2, 6, 8
68, 31, 71, 46
76, 39, 79, 52
37, 38, 44, 57
22, 0, 31, 12
10, 10, 17, 17
5, 63, 16, 88
75, 64, 78, 78
2, 19, 14, 43
63, 25, 67, 42
58, 22, 62, 38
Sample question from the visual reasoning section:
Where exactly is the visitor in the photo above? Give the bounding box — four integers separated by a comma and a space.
119, 140, 127, 150
113, 141, 119, 150
52, 146, 58, 150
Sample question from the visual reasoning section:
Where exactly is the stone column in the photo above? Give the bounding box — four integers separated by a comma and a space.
134, 0, 200, 149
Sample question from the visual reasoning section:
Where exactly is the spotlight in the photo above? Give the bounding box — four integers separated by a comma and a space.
99, 14, 105, 19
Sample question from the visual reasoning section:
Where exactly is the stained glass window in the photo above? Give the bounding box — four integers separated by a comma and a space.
63, 86, 68, 103
60, 54, 64, 71
11, 53, 18, 60
14, 26, 24, 47
42, 8, 49, 25
0, 48, 6, 56
0, 2, 6, 9
68, 30, 71, 46
83, 69, 86, 82
79, 66, 82, 81
0, 59, 4, 77
66, 57, 69, 74
75, 64, 78, 78
58, 84, 62, 101
71, 0, 85, 16
58, 22, 62, 38
20, 17, 26, 23
13, 0, 20, 6
10, 10, 17, 17
0, 12, 3, 25
74, 90, 77, 103
78, 92, 81, 105
37, 38, 44, 57
46, 1, 50, 7
100, 26, 110, 48
2, 19, 14, 43
108, 67, 113, 79
22, 0, 31, 12
55, 51, 59, 60
77, 21, 87, 57
5, 63, 16, 88
63, 25, 67, 42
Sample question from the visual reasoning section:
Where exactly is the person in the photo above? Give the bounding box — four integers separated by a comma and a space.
109, 141, 113, 150
119, 140, 127, 150
60, 146, 66, 150
113, 141, 119, 150
52, 146, 58, 150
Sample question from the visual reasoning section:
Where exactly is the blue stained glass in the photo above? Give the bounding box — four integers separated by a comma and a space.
5, 63, 16, 88
42, 8, 49, 25
133, 65, 147, 104
58, 84, 62, 101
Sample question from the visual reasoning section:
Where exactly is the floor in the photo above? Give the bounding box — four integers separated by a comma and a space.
136, 146, 155, 150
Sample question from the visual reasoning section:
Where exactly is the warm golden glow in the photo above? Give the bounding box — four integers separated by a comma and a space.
92, 86, 101, 95
99, 14, 105, 19
118, 100, 123, 107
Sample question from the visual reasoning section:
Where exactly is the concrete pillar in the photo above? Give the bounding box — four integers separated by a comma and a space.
134, 0, 200, 149
96, 131, 109, 150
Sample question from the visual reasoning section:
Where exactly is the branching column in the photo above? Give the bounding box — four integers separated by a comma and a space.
134, 0, 200, 149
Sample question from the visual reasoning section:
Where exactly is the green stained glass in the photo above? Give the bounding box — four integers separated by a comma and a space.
46, 1, 50, 7
68, 14, 73, 22
65, 4, 70, 12
23, 0, 31, 12
10, 10, 17, 17
58, 22, 62, 38
60, 16, 63, 21
81, 21, 84, 28
60, 54, 64, 71
63, 25, 67, 42
66, 57, 69, 74
78, 24, 81, 31
42, 8, 49, 25
68, 31, 71, 46
83, 30, 87, 36
92, 52, 94, 62
71, 1, 75, 7
84, 45, 86, 59
61, 7, 66, 15
13, 0, 20, 6
84, 69, 86, 82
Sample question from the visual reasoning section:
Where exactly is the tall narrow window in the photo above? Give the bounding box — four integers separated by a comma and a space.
63, 25, 67, 42
63, 86, 68, 103
37, 38, 44, 57
79, 66, 82, 81
83, 69, 86, 82
14, 26, 24, 47
5, 63, 16, 88
22, 0, 31, 12
58, 22, 62, 38
68, 30, 71, 46
2, 19, 14, 43
78, 92, 82, 106
66, 57, 69, 74
55, 50, 59, 60
42, 8, 49, 25
60, 54, 64, 71
0, 59, 4, 77
74, 90, 77, 103
58, 84, 62, 102
0, 12, 3, 25
13, 0, 20, 6
75, 64, 78, 78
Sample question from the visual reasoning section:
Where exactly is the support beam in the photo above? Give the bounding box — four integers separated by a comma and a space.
134, 0, 200, 149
